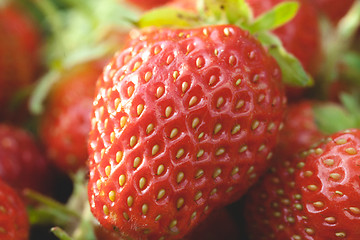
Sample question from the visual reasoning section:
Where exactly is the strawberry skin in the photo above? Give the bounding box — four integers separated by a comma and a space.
40, 60, 106, 173
246, 0, 321, 76
312, 0, 355, 24
0, 123, 52, 195
0, 179, 29, 240
245, 129, 360, 239
88, 25, 286, 239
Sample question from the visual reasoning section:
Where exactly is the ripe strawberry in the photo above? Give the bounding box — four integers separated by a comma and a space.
126, 0, 172, 10
39, 60, 106, 173
0, 2, 41, 116
312, 0, 355, 24
244, 128, 360, 239
246, 0, 321, 76
276, 101, 325, 157
88, 23, 286, 239
0, 123, 52, 195
0, 178, 29, 240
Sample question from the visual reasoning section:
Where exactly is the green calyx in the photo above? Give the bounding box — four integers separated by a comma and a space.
137, 0, 312, 87
313, 93, 360, 135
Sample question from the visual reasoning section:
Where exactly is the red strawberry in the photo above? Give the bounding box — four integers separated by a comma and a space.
0, 178, 29, 240
39, 60, 106, 173
312, 0, 355, 24
0, 2, 41, 116
88, 24, 286, 239
244, 128, 360, 239
0, 123, 52, 195
246, 0, 321, 76
277, 101, 325, 157
126, 0, 172, 10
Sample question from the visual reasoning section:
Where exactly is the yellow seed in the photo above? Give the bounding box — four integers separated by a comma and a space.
216, 97, 224, 108
304, 170, 313, 177
231, 124, 241, 134
157, 189, 166, 200
123, 212, 129, 220
127, 86, 134, 97
345, 148, 357, 155
134, 157, 141, 168
335, 138, 347, 145
258, 144, 266, 152
103, 205, 110, 215
305, 228, 315, 235
239, 145, 248, 153
116, 151, 123, 163
224, 27, 230, 36
324, 159, 335, 166
307, 185, 318, 191
176, 148, 185, 159
197, 149, 204, 158
177, 172, 184, 183
189, 96, 198, 107
182, 82, 189, 93
210, 188, 217, 195
177, 198, 185, 209
229, 55, 236, 65
155, 215, 162, 221
130, 136, 137, 147
252, 120, 260, 130
335, 190, 344, 196
313, 201, 324, 208
109, 191, 116, 202
196, 57, 204, 68
335, 232, 346, 238
226, 186, 234, 193
104, 118, 109, 128
191, 211, 197, 219
330, 173, 341, 180
194, 191, 202, 201
192, 118, 200, 128
114, 98, 121, 110
154, 46, 161, 55
142, 204, 149, 214
133, 61, 141, 71
173, 71, 179, 80
213, 168, 222, 178
198, 132, 204, 139
169, 219, 177, 228
349, 207, 360, 215
152, 145, 160, 156
209, 75, 217, 85
105, 166, 111, 176
110, 132, 115, 143
146, 123, 154, 134
215, 147, 225, 156
145, 71, 152, 82
165, 106, 172, 117
119, 175, 126, 186
157, 165, 165, 175
127, 196, 134, 207
231, 167, 239, 176
214, 123, 222, 134
156, 87, 165, 98
101, 148, 106, 159
315, 148, 323, 155
137, 104, 144, 116
120, 116, 127, 128
267, 122, 275, 131
139, 177, 146, 189
236, 99, 245, 109
235, 79, 241, 86
96, 179, 102, 190
170, 128, 178, 139
325, 216, 336, 224
166, 55, 174, 65
195, 169, 204, 179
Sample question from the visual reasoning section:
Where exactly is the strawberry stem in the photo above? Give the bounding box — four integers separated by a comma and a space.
51, 227, 74, 240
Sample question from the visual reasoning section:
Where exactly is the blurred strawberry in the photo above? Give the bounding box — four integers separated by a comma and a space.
0, 178, 29, 240
0, 123, 53, 195
0, 2, 42, 119
126, 0, 172, 10
312, 0, 355, 24
39, 60, 106, 174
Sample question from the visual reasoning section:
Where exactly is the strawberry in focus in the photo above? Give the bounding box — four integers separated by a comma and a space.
0, 178, 29, 240
88, 24, 286, 239
244, 128, 360, 239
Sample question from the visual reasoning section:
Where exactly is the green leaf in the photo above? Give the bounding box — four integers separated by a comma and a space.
313, 103, 357, 135
51, 227, 74, 240
249, 1, 299, 33
337, 0, 360, 42
138, 7, 200, 28
257, 32, 313, 87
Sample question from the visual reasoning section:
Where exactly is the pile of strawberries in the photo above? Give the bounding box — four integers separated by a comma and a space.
1, 0, 360, 239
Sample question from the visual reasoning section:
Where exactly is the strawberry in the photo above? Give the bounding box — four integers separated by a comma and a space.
126, 0, 172, 10
246, 0, 321, 76
312, 0, 355, 24
88, 22, 286, 239
0, 178, 29, 240
0, 123, 52, 195
0, 2, 41, 117
244, 128, 360, 239
39, 60, 106, 174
